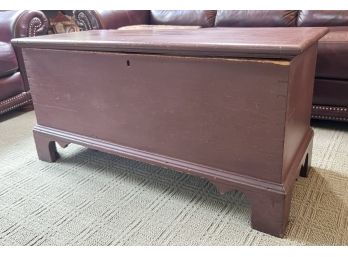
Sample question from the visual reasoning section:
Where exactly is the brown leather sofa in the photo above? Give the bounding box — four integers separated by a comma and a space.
73, 10, 348, 122
0, 10, 48, 115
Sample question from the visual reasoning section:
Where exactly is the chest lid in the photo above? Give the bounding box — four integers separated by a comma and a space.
12, 27, 328, 59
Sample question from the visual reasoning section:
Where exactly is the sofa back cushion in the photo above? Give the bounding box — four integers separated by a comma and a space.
298, 10, 348, 26
214, 10, 298, 27
150, 10, 216, 27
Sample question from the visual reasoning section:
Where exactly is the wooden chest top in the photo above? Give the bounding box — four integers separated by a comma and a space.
12, 27, 328, 59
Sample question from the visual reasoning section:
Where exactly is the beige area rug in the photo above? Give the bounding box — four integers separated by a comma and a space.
0, 110, 347, 245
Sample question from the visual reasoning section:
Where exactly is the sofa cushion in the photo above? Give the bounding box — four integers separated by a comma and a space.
118, 24, 201, 30
0, 72, 24, 101
150, 10, 216, 27
214, 11, 298, 27
313, 79, 348, 107
0, 42, 18, 77
316, 31, 348, 80
298, 11, 348, 27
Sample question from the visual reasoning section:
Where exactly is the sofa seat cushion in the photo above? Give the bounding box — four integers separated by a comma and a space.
313, 79, 348, 107
317, 31, 348, 80
0, 42, 18, 78
0, 72, 24, 101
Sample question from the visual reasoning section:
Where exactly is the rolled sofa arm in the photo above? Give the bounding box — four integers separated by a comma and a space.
0, 10, 49, 43
73, 10, 150, 30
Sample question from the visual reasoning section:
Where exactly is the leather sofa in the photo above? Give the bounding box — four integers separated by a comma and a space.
73, 10, 348, 122
0, 10, 48, 115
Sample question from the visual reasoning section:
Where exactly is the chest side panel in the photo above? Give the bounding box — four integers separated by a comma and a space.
23, 48, 290, 182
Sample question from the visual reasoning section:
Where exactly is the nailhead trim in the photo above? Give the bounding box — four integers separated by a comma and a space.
28, 17, 42, 37
77, 12, 91, 31
312, 105, 348, 112
311, 115, 348, 121
0, 99, 32, 115
0, 93, 28, 105
0, 93, 32, 115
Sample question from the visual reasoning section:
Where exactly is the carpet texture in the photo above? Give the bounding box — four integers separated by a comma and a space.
0, 110, 347, 246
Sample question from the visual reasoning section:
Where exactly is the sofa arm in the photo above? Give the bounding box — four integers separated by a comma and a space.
73, 10, 150, 30
0, 10, 49, 43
